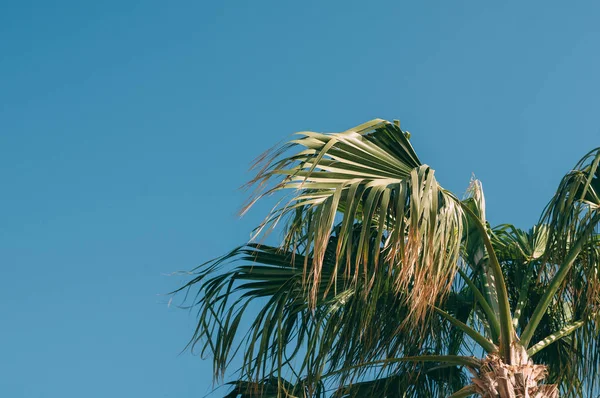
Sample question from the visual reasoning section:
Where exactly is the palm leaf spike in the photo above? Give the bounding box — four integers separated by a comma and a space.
462, 178, 499, 316
460, 178, 515, 361
241, 119, 464, 325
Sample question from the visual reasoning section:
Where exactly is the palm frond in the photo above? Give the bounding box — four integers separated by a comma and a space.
242, 119, 464, 325
521, 148, 600, 347
174, 230, 478, 392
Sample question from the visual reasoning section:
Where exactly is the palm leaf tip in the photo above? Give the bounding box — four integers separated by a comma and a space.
240, 119, 465, 323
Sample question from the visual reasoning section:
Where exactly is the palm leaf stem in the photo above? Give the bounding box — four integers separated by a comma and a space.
433, 307, 497, 353
527, 319, 586, 357
460, 201, 514, 361
448, 385, 477, 398
457, 267, 500, 343
321, 355, 481, 379
512, 261, 535, 329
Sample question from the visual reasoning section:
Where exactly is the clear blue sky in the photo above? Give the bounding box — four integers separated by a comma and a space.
1, 1, 599, 397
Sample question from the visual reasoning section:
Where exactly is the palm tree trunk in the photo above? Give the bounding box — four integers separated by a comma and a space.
471, 342, 559, 398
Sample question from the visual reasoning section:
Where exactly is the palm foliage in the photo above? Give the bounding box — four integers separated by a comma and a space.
173, 119, 600, 397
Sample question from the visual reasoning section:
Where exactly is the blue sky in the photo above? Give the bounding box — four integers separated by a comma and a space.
1, 1, 599, 397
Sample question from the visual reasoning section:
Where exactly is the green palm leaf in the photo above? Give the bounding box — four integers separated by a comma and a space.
243, 119, 463, 325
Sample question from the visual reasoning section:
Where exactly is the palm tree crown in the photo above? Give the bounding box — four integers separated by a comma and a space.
174, 119, 600, 397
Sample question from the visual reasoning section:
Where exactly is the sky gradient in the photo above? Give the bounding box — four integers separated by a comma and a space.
1, 1, 599, 397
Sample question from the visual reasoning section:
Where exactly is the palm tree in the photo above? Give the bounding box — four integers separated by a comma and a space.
174, 119, 600, 397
